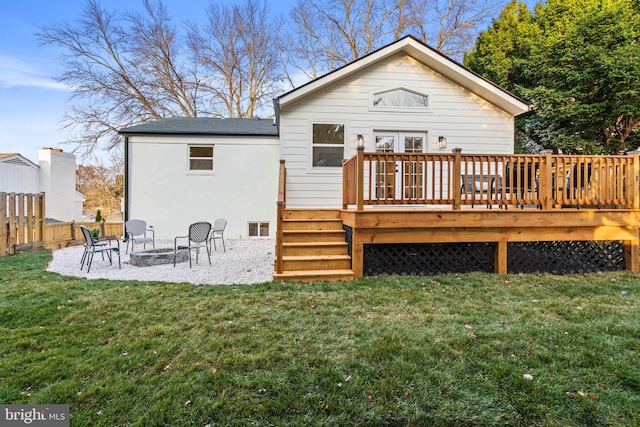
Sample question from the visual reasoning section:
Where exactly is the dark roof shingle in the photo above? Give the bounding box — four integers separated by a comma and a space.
119, 117, 278, 136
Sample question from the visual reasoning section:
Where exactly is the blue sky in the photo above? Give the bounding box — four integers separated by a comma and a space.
0, 0, 539, 165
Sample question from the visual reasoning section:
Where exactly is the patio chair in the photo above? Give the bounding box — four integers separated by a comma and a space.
174, 221, 212, 267
80, 225, 121, 273
209, 218, 227, 252
124, 219, 155, 254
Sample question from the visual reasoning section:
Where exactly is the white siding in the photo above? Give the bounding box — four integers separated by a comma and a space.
39, 149, 83, 222
128, 134, 280, 240
0, 156, 40, 193
280, 54, 516, 208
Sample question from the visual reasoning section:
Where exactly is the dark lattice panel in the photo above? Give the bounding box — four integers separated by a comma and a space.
508, 241, 625, 274
363, 243, 495, 276
343, 225, 353, 257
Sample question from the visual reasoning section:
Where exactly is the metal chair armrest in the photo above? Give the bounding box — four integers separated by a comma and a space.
174, 235, 188, 250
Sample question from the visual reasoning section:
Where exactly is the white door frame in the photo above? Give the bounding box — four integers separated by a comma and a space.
372, 131, 428, 200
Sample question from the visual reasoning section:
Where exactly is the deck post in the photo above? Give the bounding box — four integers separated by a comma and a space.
356, 146, 365, 211
342, 158, 348, 210
275, 160, 286, 275
624, 229, 639, 273
540, 150, 553, 210
627, 151, 640, 210
494, 240, 508, 274
275, 202, 284, 275
352, 229, 364, 278
452, 148, 462, 210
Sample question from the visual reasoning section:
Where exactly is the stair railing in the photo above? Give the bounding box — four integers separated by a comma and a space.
275, 160, 286, 275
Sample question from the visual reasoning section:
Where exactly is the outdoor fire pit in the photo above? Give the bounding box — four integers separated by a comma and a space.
130, 248, 188, 267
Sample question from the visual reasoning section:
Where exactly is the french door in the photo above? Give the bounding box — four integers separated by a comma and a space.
373, 131, 427, 200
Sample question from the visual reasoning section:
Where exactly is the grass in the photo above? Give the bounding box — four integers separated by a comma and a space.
0, 250, 638, 426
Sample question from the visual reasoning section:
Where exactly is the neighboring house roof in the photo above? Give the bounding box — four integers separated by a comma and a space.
0, 153, 39, 170
277, 35, 530, 116
119, 117, 279, 136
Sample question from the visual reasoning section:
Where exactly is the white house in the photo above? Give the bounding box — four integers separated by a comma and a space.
120, 118, 280, 240
0, 148, 84, 222
275, 36, 529, 207
121, 36, 529, 240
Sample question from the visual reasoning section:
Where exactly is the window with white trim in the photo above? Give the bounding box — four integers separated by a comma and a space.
189, 145, 214, 171
248, 222, 269, 238
312, 123, 344, 167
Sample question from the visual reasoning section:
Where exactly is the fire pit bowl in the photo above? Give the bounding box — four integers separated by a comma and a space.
130, 248, 188, 267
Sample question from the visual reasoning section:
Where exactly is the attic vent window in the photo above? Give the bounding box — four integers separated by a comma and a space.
372, 89, 428, 108
4, 158, 30, 166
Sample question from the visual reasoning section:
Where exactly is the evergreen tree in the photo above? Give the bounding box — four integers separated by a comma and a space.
466, 0, 640, 154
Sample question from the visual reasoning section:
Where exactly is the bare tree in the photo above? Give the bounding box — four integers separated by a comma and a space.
280, 0, 414, 83
412, 0, 507, 58
188, 0, 283, 118
76, 162, 123, 216
37, 0, 202, 160
279, 0, 506, 85
38, 0, 505, 159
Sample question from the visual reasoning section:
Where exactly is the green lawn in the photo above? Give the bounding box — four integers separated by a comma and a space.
0, 250, 638, 426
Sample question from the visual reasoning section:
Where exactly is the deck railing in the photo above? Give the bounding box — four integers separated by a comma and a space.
343, 148, 640, 210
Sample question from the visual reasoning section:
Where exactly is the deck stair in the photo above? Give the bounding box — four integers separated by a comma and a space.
274, 209, 355, 282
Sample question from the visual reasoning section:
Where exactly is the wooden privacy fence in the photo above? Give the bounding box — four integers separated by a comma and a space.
44, 221, 124, 250
1, 191, 123, 256
343, 149, 640, 210
1, 192, 45, 255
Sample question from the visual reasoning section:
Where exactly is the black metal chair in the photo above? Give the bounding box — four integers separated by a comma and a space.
209, 218, 227, 252
174, 221, 212, 267
124, 219, 155, 254
80, 225, 121, 273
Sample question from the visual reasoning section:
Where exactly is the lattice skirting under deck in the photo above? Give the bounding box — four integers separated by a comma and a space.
347, 227, 626, 277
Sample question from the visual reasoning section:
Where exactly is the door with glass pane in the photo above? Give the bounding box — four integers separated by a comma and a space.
373, 132, 427, 200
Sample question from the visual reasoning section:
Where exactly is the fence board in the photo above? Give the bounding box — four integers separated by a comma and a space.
0, 193, 6, 256
43, 221, 124, 250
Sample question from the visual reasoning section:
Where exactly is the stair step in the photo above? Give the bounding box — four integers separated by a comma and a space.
283, 209, 341, 220
275, 208, 353, 283
282, 255, 352, 270
282, 229, 345, 243
283, 218, 344, 231
274, 269, 355, 283
282, 242, 348, 256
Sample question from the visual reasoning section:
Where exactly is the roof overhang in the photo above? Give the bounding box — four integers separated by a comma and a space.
0, 153, 39, 170
278, 36, 530, 117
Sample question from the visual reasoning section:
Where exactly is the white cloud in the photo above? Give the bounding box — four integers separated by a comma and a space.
0, 55, 68, 90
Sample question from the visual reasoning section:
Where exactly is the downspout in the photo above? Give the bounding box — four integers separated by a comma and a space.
124, 135, 129, 226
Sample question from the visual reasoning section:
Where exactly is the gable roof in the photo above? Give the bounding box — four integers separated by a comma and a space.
277, 35, 530, 116
0, 153, 39, 169
119, 117, 278, 137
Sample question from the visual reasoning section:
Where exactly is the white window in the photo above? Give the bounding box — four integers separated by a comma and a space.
248, 222, 269, 238
312, 123, 344, 167
372, 88, 428, 108
189, 145, 214, 171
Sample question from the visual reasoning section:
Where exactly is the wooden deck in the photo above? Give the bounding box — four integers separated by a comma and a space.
274, 152, 640, 282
